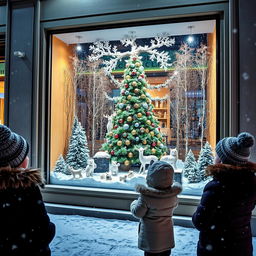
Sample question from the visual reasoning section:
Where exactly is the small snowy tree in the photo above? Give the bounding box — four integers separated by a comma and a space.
183, 149, 197, 178
54, 154, 70, 175
66, 116, 90, 170
198, 141, 214, 181
187, 166, 201, 183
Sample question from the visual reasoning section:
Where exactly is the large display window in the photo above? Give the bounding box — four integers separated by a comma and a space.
49, 20, 217, 196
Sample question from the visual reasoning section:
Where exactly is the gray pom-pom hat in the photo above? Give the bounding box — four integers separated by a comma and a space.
215, 132, 255, 165
146, 161, 174, 189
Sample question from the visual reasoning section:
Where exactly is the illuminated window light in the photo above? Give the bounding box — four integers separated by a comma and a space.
76, 44, 82, 51
187, 36, 194, 44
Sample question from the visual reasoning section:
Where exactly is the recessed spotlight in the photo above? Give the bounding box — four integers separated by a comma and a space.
187, 36, 194, 43
76, 44, 82, 51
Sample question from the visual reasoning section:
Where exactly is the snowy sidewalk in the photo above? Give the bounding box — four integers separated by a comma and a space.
49, 214, 256, 256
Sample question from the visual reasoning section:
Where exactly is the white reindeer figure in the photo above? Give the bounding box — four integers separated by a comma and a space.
110, 161, 120, 176
136, 147, 158, 174
160, 148, 178, 169
69, 166, 83, 179
85, 158, 97, 177
104, 113, 115, 133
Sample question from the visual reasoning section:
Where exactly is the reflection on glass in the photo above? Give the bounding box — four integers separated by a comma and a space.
50, 20, 217, 195
0, 35, 5, 125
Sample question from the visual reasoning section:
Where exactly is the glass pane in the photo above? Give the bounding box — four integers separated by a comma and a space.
50, 20, 217, 195
0, 34, 5, 125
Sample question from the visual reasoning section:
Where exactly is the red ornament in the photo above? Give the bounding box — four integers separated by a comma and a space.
118, 119, 123, 124
152, 142, 156, 147
132, 71, 137, 76
114, 125, 118, 129
110, 150, 115, 155
125, 84, 129, 88
152, 123, 155, 127
158, 127, 161, 131
146, 112, 150, 116
121, 91, 125, 95
114, 134, 119, 139
140, 74, 144, 78
132, 57, 137, 61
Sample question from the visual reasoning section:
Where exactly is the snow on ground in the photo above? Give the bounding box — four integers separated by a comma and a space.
49, 214, 256, 256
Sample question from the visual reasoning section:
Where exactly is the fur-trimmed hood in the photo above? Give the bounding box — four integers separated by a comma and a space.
206, 162, 256, 177
0, 167, 44, 190
135, 182, 182, 198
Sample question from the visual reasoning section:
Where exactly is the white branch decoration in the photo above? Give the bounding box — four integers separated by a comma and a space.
148, 71, 178, 89
104, 92, 120, 102
88, 33, 175, 87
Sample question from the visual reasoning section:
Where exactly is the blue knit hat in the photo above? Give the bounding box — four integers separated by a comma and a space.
216, 132, 255, 165
0, 125, 29, 168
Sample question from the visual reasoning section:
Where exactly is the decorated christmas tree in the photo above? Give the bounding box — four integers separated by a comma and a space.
183, 149, 197, 178
54, 154, 70, 175
198, 141, 214, 181
102, 56, 167, 165
66, 116, 90, 170
88, 34, 177, 166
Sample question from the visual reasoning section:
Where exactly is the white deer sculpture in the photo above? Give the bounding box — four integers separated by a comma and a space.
110, 161, 120, 176
104, 114, 115, 133
160, 148, 178, 169
136, 147, 158, 174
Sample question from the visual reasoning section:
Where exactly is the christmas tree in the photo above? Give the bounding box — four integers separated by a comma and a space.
198, 141, 214, 181
54, 154, 70, 175
187, 166, 201, 183
66, 116, 90, 170
183, 149, 197, 178
102, 56, 167, 165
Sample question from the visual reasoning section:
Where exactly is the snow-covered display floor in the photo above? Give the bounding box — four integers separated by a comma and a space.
49, 214, 256, 256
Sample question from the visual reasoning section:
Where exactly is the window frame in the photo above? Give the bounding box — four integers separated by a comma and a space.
39, 2, 232, 216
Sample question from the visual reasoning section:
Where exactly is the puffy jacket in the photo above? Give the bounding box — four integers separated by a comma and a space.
192, 162, 256, 256
131, 182, 182, 253
0, 167, 55, 256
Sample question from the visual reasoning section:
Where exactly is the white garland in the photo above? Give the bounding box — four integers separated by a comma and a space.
148, 71, 178, 89
104, 92, 120, 102
151, 95, 169, 101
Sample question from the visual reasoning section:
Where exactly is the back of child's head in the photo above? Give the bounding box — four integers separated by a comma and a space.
216, 132, 255, 165
146, 161, 174, 189
0, 125, 29, 168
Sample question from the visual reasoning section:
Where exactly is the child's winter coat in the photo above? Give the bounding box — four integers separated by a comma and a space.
130, 161, 182, 254
192, 163, 256, 256
0, 167, 55, 256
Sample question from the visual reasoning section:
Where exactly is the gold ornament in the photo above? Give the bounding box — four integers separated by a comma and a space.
142, 140, 147, 145
128, 152, 133, 158
117, 140, 122, 146
135, 62, 141, 67
126, 75, 131, 80
127, 95, 132, 100
134, 88, 139, 94
131, 130, 137, 135
134, 103, 139, 109
146, 120, 151, 125
122, 99, 127, 103
150, 131, 155, 136
140, 127, 145, 133
140, 94, 146, 99
137, 113, 142, 118
125, 140, 131, 146
151, 148, 156, 154
145, 128, 149, 133
132, 81, 137, 87
127, 116, 133, 122
157, 141, 161, 146
157, 134, 161, 138
124, 160, 130, 166
109, 132, 113, 137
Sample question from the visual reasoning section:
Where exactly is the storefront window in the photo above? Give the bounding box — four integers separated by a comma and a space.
0, 34, 5, 125
50, 20, 217, 195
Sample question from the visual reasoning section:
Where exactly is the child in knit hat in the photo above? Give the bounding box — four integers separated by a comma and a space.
192, 132, 256, 256
0, 125, 55, 256
130, 161, 182, 256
